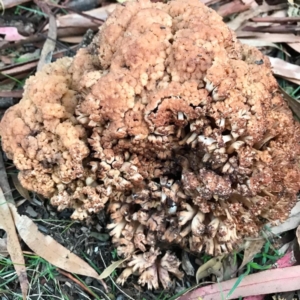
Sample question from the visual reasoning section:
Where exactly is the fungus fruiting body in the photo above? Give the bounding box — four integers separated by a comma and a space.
1, 0, 300, 289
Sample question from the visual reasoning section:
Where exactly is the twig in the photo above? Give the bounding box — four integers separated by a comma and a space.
0, 150, 14, 204
57, 269, 108, 300
0, 90, 23, 98
252, 16, 300, 23
47, 2, 104, 25
242, 25, 300, 33
99, 251, 135, 300
217, 1, 250, 17
35, 1, 57, 71
0, 46, 77, 78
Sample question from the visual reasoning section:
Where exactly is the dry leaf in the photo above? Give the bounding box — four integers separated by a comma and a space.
196, 255, 225, 283
9, 204, 102, 279
181, 251, 195, 276
279, 87, 300, 120
270, 202, 300, 235
236, 32, 300, 43
0, 237, 8, 256
288, 43, 300, 53
1, 0, 30, 9
275, 251, 296, 268
238, 239, 265, 271
99, 257, 130, 279
281, 76, 300, 85
269, 57, 300, 81
217, 0, 251, 17
0, 189, 28, 300
59, 36, 83, 44
179, 265, 300, 300
50, 4, 117, 29
11, 174, 31, 201
227, 2, 285, 31
296, 226, 300, 246
222, 254, 238, 281
239, 39, 290, 55
0, 151, 14, 204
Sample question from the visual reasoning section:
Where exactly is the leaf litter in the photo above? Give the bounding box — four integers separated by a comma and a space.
0, 188, 28, 300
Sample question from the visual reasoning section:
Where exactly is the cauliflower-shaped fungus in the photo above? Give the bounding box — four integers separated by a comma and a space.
1, 0, 300, 289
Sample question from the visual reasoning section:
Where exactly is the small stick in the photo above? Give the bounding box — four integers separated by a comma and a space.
252, 16, 300, 23
57, 268, 107, 299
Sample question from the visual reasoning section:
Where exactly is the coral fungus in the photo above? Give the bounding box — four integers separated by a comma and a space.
1, 0, 300, 289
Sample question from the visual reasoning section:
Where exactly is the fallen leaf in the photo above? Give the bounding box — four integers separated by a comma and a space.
238, 239, 265, 271
269, 57, 300, 81
232, 249, 296, 300
227, 2, 285, 31
296, 226, 300, 247
182, 251, 195, 276
50, 4, 117, 28
11, 174, 31, 201
222, 254, 237, 281
288, 43, 300, 53
0, 47, 78, 78
9, 204, 103, 280
0, 237, 8, 256
0, 27, 26, 41
270, 202, 300, 235
279, 87, 300, 121
58, 36, 83, 44
0, 189, 28, 300
99, 257, 130, 279
236, 32, 300, 43
239, 39, 290, 55
0, 151, 14, 204
274, 250, 296, 268
243, 296, 264, 300
278, 241, 293, 255
196, 255, 225, 283
281, 76, 300, 85
1, 61, 38, 77
217, 0, 251, 17
1, 0, 30, 9
179, 265, 300, 300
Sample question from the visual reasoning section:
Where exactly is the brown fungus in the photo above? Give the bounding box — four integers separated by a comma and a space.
1, 0, 300, 289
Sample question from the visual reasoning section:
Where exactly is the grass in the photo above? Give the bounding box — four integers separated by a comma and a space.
0, 252, 107, 300
0, 73, 24, 86
227, 239, 282, 298
0, 213, 104, 299
14, 5, 46, 17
